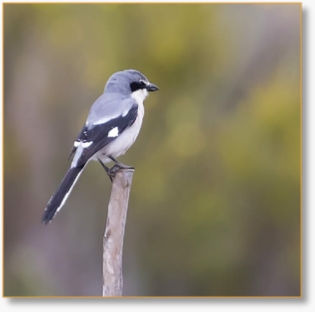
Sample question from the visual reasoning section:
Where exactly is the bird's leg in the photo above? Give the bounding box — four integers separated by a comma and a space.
108, 155, 135, 170
98, 157, 134, 182
98, 159, 115, 182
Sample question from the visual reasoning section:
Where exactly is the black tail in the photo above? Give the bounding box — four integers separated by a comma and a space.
42, 165, 85, 224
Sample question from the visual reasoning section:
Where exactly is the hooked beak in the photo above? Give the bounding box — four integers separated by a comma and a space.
146, 82, 159, 92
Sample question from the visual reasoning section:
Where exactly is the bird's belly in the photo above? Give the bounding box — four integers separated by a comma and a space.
94, 113, 143, 163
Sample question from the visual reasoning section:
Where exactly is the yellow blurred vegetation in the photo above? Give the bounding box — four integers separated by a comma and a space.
4, 3, 300, 296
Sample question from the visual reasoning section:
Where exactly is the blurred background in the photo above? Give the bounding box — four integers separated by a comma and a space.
3, 3, 300, 296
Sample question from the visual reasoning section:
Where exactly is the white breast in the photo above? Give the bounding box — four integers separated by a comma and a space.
131, 89, 148, 104
95, 101, 145, 163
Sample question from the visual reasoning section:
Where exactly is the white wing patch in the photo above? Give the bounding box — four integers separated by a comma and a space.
73, 140, 92, 151
82, 141, 93, 148
108, 127, 119, 137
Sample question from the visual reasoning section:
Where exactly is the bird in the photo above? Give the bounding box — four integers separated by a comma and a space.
42, 69, 159, 224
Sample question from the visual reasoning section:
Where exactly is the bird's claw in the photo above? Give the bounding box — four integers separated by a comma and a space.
108, 164, 135, 182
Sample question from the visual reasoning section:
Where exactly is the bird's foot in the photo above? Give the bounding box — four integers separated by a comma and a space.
108, 164, 135, 182
108, 155, 134, 170
99, 157, 134, 182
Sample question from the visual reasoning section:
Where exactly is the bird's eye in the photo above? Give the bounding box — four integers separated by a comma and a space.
139, 79, 147, 86
130, 80, 147, 92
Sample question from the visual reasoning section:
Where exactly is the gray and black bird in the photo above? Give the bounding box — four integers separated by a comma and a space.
42, 69, 159, 224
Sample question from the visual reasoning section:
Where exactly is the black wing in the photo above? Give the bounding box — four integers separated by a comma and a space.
69, 103, 138, 166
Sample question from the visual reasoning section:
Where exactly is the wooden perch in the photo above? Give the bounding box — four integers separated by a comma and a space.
103, 167, 134, 296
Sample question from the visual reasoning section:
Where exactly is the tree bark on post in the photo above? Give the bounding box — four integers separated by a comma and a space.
102, 168, 134, 296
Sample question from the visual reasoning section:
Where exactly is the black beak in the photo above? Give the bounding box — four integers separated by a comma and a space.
146, 83, 159, 92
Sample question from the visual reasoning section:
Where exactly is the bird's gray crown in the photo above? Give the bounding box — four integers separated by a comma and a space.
104, 69, 149, 95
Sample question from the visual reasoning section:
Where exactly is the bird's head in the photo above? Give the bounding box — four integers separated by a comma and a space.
104, 69, 159, 102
